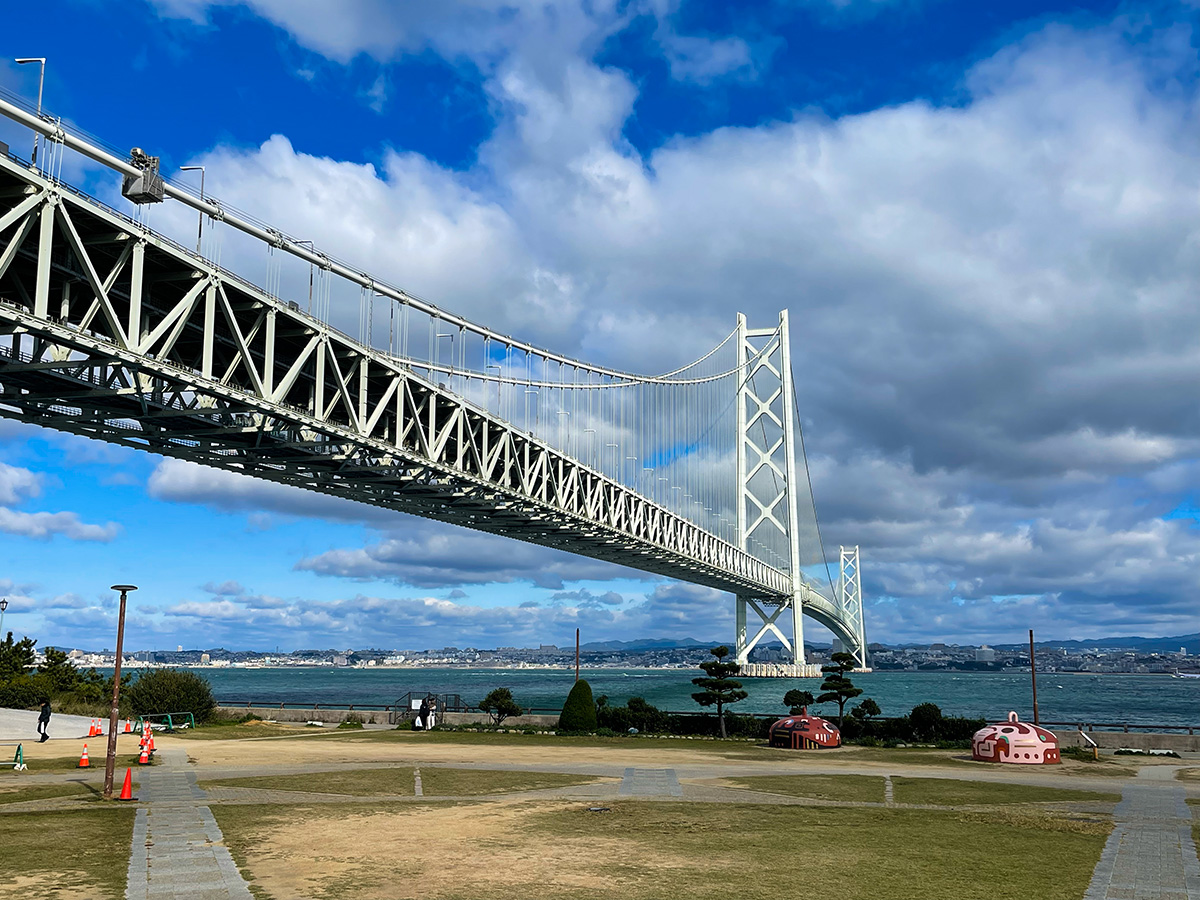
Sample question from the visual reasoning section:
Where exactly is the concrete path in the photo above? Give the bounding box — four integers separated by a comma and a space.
1084, 767, 1200, 900
619, 767, 683, 797
125, 749, 253, 900
0, 706, 100, 742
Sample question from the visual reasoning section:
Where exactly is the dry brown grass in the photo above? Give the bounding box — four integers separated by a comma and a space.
213, 799, 1109, 900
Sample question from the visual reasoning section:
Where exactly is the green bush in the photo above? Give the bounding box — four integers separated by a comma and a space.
337, 715, 364, 730
557, 679, 597, 732
123, 669, 216, 723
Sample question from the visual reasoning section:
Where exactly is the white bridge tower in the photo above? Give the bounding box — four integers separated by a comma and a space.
734, 311, 867, 674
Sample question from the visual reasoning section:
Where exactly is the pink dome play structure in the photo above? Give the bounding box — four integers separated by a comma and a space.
972, 711, 1060, 764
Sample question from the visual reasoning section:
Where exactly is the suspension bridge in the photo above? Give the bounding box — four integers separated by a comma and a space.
0, 92, 867, 672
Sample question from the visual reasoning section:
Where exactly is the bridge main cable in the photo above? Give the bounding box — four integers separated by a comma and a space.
0, 93, 743, 387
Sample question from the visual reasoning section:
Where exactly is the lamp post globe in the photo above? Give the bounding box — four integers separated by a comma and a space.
103, 584, 137, 799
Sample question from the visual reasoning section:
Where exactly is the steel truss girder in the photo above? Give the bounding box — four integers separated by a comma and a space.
0, 155, 792, 599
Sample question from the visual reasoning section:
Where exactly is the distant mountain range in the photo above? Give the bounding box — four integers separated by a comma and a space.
995, 633, 1200, 654
578, 638, 714, 652
582, 633, 1200, 654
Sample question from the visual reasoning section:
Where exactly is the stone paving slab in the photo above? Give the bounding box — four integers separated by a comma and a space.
1084, 773, 1200, 900
125, 750, 253, 900
619, 767, 683, 797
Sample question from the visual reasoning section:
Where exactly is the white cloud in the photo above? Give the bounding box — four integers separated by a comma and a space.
75, 5, 1200, 643
0, 463, 40, 506
0, 508, 120, 542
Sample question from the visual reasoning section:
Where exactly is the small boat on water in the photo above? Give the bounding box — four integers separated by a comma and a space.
1172, 671, 1200, 679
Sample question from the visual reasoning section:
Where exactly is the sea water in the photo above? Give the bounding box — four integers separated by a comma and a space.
161, 667, 1200, 727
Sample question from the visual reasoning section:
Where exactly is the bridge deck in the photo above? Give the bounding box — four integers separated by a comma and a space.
0, 152, 810, 604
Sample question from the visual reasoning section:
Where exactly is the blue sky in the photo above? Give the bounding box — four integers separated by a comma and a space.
2, 0, 1200, 652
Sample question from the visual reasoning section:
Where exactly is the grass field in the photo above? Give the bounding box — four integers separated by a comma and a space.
891, 777, 1119, 806
0, 781, 99, 804
0, 806, 136, 899
0, 753, 155, 775
724, 773, 885, 802
200, 766, 603, 797
212, 799, 1109, 900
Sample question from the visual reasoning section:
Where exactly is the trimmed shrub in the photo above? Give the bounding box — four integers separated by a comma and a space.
124, 668, 216, 723
557, 679, 597, 732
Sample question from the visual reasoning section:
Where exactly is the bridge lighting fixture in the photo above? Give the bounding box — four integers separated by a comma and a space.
179, 166, 205, 253
103, 584, 137, 800
14, 58, 44, 167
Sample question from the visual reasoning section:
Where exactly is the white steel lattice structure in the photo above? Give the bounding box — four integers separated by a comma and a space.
0, 94, 868, 666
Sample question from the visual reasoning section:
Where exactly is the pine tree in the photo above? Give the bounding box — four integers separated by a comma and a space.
783, 689, 815, 715
816, 651, 862, 726
691, 646, 747, 738
479, 688, 523, 726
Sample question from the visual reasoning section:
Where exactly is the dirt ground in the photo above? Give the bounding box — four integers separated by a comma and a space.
224, 800, 657, 899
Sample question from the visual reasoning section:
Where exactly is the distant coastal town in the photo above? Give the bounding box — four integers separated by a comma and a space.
37, 636, 1200, 675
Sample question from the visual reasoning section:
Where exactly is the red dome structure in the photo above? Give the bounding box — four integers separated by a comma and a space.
768, 709, 841, 749
972, 711, 1060, 764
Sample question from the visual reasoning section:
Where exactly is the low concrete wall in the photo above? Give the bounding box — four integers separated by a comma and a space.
216, 706, 561, 728
440, 712, 559, 728
1053, 729, 1200, 753
216, 706, 388, 725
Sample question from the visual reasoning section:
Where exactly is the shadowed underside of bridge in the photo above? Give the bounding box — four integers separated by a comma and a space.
0, 99, 867, 665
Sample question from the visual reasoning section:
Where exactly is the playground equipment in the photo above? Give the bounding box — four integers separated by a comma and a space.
768, 709, 841, 749
972, 711, 1060, 764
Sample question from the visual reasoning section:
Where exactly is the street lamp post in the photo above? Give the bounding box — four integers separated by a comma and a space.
179, 166, 205, 253
103, 584, 137, 800
0, 597, 8, 638
15, 59, 45, 168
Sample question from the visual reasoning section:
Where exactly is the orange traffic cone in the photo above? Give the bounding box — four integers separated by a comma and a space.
77, 744, 90, 768
137, 746, 150, 765
87, 719, 95, 737
124, 720, 132, 734
118, 768, 135, 801
148, 734, 155, 752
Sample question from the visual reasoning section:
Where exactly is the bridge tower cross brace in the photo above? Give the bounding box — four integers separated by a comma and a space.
734, 310, 805, 668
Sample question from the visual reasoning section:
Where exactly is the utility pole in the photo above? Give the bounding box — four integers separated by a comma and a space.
103, 584, 137, 799
1029, 628, 1039, 725
575, 628, 580, 682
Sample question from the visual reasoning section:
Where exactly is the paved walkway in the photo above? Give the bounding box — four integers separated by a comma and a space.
1084, 768, 1200, 900
0, 706, 98, 742
125, 749, 253, 900
619, 767, 683, 797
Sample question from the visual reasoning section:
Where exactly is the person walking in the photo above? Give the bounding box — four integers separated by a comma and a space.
36, 699, 51, 742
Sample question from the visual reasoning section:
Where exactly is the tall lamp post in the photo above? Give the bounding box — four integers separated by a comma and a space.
179, 165, 205, 253
0, 597, 8, 638
14, 58, 45, 167
103, 584, 137, 800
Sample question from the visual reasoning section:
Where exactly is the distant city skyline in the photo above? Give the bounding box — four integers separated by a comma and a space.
3, 0, 1200, 651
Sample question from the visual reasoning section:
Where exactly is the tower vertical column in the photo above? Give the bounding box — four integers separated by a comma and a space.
735, 313, 750, 665
778, 310, 806, 666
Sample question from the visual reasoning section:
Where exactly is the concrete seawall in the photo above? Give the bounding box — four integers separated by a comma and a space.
1053, 729, 1200, 753
215, 706, 559, 728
